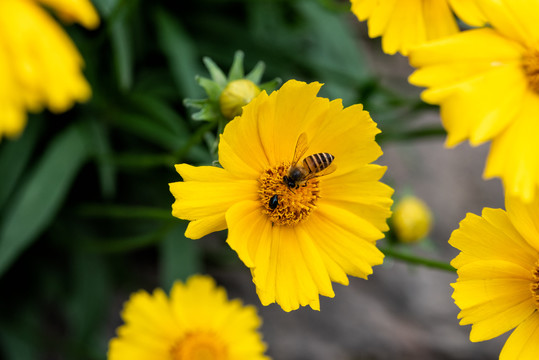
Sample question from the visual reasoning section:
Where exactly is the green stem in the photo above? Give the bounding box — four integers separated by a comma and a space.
174, 121, 216, 161
380, 247, 456, 273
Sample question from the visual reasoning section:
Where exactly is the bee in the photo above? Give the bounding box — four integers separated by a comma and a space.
283, 132, 335, 189
269, 194, 279, 210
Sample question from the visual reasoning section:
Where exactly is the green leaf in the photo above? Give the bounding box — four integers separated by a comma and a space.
154, 7, 202, 98
259, 78, 282, 94
66, 251, 110, 347
110, 153, 176, 169
159, 221, 201, 291
202, 57, 227, 87
78, 204, 172, 220
0, 123, 90, 278
111, 8, 134, 90
196, 76, 224, 99
91, 0, 120, 17
0, 316, 39, 360
0, 118, 42, 210
110, 110, 186, 151
245, 61, 265, 84
82, 222, 176, 253
128, 93, 188, 137
228, 50, 245, 81
83, 119, 116, 198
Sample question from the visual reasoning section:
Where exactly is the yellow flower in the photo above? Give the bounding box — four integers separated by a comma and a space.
108, 275, 269, 360
350, 0, 485, 55
170, 80, 393, 311
409, 0, 539, 202
392, 195, 432, 243
450, 195, 539, 360
0, 0, 99, 140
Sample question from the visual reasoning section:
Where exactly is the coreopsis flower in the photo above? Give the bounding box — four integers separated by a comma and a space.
350, 0, 485, 55
450, 195, 539, 360
391, 195, 432, 243
108, 275, 269, 360
0, 0, 99, 140
409, 0, 539, 202
170, 80, 393, 311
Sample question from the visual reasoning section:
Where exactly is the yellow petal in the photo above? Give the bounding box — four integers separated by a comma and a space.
350, 0, 377, 21
322, 164, 393, 233
500, 313, 539, 360
476, 0, 539, 46
0, 0, 91, 116
409, 28, 524, 68
467, 293, 535, 342
185, 214, 227, 240
448, 0, 486, 27
307, 100, 383, 174
380, 0, 425, 55
438, 63, 525, 147
484, 92, 539, 202
0, 43, 26, 139
366, 0, 397, 39
252, 226, 310, 312
305, 210, 385, 281
506, 194, 539, 251
110, 288, 181, 360
226, 200, 271, 268
453, 278, 531, 311
452, 269, 535, 342
38, 0, 100, 29
423, 0, 458, 41
449, 208, 537, 269
170, 165, 258, 239
456, 260, 532, 282
259, 80, 327, 165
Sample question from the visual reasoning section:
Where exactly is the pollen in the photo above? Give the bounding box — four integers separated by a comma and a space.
258, 163, 320, 226
530, 261, 539, 308
170, 331, 228, 360
522, 47, 539, 93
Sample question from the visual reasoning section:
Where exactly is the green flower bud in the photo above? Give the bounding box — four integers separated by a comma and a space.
219, 79, 261, 120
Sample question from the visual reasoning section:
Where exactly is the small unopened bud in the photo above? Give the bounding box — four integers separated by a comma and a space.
219, 79, 261, 120
392, 196, 433, 243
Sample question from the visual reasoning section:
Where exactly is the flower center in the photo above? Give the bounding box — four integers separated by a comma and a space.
170, 332, 228, 360
530, 261, 539, 308
258, 162, 320, 226
522, 47, 539, 93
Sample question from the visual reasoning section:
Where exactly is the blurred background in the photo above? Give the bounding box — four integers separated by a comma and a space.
0, 0, 505, 359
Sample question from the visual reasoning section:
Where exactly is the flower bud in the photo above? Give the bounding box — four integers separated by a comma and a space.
219, 79, 261, 120
392, 196, 433, 243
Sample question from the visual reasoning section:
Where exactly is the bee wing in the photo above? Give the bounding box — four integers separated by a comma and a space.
291, 132, 309, 166
303, 163, 337, 181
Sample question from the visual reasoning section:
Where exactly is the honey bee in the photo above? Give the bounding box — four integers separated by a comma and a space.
283, 132, 336, 189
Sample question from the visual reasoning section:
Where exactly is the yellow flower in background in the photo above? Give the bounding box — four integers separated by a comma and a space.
170, 80, 393, 312
392, 195, 432, 243
450, 195, 539, 360
0, 0, 99, 140
409, 0, 539, 202
108, 275, 269, 360
350, 0, 485, 55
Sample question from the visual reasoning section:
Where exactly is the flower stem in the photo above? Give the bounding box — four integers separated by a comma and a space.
380, 247, 456, 273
